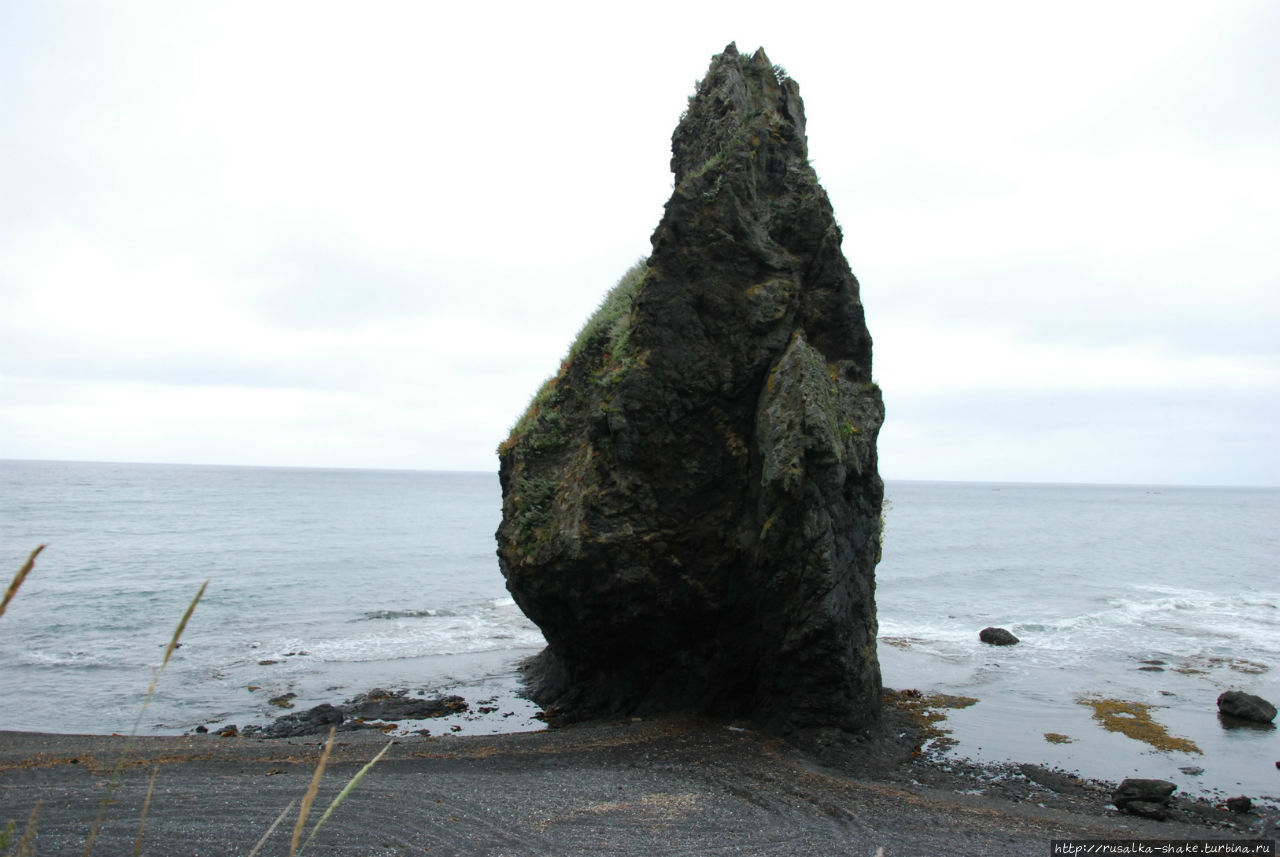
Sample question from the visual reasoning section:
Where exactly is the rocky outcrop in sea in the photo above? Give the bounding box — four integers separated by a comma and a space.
496, 44, 884, 733
1216, 690, 1276, 724
979, 627, 1019, 646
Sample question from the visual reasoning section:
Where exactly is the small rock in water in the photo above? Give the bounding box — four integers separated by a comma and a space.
1216, 690, 1277, 724
343, 690, 467, 721
979, 627, 1019, 646
1112, 778, 1176, 820
1178, 766, 1204, 776
1225, 796, 1252, 814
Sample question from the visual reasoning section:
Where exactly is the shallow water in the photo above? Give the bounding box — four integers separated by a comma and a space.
876, 481, 1280, 806
1, 462, 1276, 802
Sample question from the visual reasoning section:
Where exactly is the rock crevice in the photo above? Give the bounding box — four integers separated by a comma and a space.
496, 44, 884, 733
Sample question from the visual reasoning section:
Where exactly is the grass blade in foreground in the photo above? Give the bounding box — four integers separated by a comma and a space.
16, 801, 41, 857
83, 580, 209, 857
247, 800, 297, 857
0, 544, 46, 620
133, 579, 209, 734
299, 739, 395, 853
290, 726, 336, 856
133, 765, 160, 857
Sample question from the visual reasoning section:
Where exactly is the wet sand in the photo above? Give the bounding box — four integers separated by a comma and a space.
1, 709, 1274, 856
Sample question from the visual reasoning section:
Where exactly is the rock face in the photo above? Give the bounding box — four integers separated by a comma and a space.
496, 44, 884, 733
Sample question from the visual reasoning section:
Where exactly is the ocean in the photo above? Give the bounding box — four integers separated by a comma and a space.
1, 460, 1277, 805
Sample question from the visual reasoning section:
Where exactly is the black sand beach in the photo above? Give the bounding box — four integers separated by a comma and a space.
2, 708, 1274, 856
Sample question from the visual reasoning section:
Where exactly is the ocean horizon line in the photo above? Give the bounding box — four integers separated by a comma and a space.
3, 456, 1277, 491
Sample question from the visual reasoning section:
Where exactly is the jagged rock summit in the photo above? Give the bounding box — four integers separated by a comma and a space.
496, 44, 884, 733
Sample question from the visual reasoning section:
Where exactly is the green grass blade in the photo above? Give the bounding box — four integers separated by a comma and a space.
299, 740, 394, 853
0, 544, 46, 620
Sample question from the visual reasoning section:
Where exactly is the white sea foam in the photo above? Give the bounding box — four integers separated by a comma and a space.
302, 602, 545, 662
17, 648, 111, 668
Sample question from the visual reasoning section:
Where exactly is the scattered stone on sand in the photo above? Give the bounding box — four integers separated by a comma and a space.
1225, 796, 1252, 814
5, 707, 1278, 853
1112, 778, 1177, 820
1216, 690, 1277, 724
979, 627, 1019, 646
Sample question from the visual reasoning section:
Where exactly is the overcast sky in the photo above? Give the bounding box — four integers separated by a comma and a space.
2, 1, 1277, 486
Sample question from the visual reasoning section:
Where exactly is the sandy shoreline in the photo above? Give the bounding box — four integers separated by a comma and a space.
2, 709, 1275, 856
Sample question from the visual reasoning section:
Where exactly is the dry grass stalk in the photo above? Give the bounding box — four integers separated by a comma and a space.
0, 544, 46, 620
133, 765, 160, 857
247, 800, 297, 857
290, 726, 336, 856
15, 801, 41, 857
299, 739, 394, 852
85, 580, 209, 857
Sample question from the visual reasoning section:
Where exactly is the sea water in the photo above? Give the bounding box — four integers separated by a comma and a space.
877, 480, 1280, 805
1, 461, 1276, 804
0, 461, 546, 737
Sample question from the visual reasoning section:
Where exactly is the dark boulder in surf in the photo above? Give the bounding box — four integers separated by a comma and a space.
979, 627, 1019, 646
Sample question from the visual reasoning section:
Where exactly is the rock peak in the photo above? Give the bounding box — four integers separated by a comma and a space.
670, 44, 806, 188
496, 47, 884, 734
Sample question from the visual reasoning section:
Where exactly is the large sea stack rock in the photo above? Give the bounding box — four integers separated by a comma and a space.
496, 44, 884, 733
